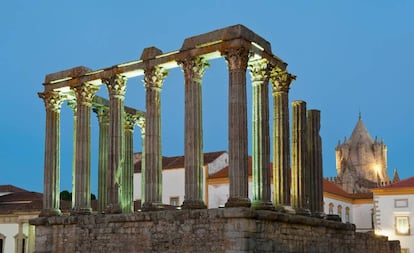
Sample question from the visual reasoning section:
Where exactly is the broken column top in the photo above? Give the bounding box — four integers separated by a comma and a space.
181, 24, 272, 52
45, 66, 92, 83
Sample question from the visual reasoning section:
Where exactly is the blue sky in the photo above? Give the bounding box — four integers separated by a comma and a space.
1, 1, 413, 194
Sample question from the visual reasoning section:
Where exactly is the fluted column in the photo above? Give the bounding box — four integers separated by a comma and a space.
136, 118, 146, 205
122, 113, 138, 213
269, 69, 295, 209
103, 75, 127, 214
72, 83, 99, 214
67, 99, 77, 209
248, 58, 273, 209
38, 91, 65, 217
223, 47, 251, 208
291, 100, 309, 214
93, 106, 109, 213
142, 66, 168, 211
307, 110, 323, 216
180, 56, 209, 209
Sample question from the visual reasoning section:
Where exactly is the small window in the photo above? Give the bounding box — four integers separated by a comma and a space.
169, 197, 179, 206
394, 199, 408, 208
328, 203, 334, 214
0, 233, 5, 253
395, 216, 410, 235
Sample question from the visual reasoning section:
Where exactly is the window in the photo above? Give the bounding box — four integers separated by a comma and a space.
337, 205, 343, 218
394, 199, 408, 208
14, 233, 27, 253
169, 197, 179, 206
0, 233, 5, 253
345, 207, 350, 223
328, 203, 334, 214
395, 216, 410, 235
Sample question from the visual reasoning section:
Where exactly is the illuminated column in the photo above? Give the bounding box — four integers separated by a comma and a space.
122, 113, 138, 213
306, 109, 323, 216
103, 75, 127, 214
269, 69, 295, 209
93, 105, 109, 213
142, 66, 168, 211
38, 91, 65, 217
180, 56, 209, 209
136, 118, 146, 205
291, 100, 309, 214
67, 99, 77, 209
248, 58, 273, 209
72, 83, 99, 214
223, 47, 251, 208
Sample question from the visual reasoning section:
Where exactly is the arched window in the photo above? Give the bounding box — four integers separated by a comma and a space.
14, 233, 27, 253
345, 207, 350, 223
337, 205, 343, 218
0, 233, 5, 253
329, 203, 334, 214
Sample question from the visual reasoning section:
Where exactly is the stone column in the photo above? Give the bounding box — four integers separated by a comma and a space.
103, 75, 127, 213
136, 118, 146, 205
291, 100, 309, 215
223, 47, 251, 208
180, 56, 209, 209
248, 58, 273, 209
72, 83, 99, 214
142, 66, 168, 211
122, 113, 138, 213
269, 69, 295, 210
93, 106, 109, 213
307, 109, 323, 216
67, 99, 77, 209
38, 91, 65, 217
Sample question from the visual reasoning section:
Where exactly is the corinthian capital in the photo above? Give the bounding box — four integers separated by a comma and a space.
124, 113, 140, 132
72, 83, 100, 106
269, 68, 296, 92
103, 75, 127, 99
248, 58, 270, 84
143, 66, 169, 89
93, 106, 109, 125
38, 91, 66, 112
179, 56, 210, 83
222, 47, 250, 70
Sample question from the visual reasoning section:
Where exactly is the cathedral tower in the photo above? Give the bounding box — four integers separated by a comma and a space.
335, 115, 389, 193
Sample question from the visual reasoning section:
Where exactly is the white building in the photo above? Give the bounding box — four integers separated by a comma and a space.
372, 177, 414, 253
0, 185, 39, 253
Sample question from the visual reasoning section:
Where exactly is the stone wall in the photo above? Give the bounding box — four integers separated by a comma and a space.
30, 208, 399, 253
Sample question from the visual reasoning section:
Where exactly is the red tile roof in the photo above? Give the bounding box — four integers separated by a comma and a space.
208, 156, 273, 179
377, 176, 414, 189
0, 184, 27, 193
323, 179, 373, 199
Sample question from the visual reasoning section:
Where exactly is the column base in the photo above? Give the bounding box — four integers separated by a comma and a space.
39, 208, 62, 217
325, 214, 342, 222
104, 204, 122, 214
274, 205, 296, 214
294, 208, 311, 216
225, 197, 251, 208
71, 207, 92, 215
251, 200, 274, 210
141, 202, 165, 211
181, 200, 207, 209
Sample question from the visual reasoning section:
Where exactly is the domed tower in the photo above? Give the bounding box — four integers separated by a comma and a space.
335, 114, 390, 193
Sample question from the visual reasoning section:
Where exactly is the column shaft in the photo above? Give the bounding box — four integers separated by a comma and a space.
104, 75, 127, 213
94, 106, 109, 213
72, 83, 99, 214
291, 100, 308, 212
142, 66, 168, 211
38, 91, 65, 217
67, 100, 77, 209
270, 69, 295, 208
180, 57, 209, 209
122, 114, 137, 213
137, 119, 146, 206
223, 47, 251, 207
249, 59, 272, 209
307, 110, 323, 215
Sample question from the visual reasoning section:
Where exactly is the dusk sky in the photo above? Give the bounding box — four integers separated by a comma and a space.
1, 1, 413, 194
